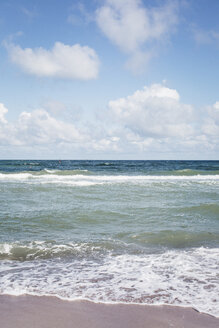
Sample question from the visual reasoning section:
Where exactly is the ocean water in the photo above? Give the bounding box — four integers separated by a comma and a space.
0, 160, 218, 316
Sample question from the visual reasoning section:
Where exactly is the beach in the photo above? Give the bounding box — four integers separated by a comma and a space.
1, 0, 219, 325
1, 295, 219, 328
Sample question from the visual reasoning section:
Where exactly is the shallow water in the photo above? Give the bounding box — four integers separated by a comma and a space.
0, 160, 218, 316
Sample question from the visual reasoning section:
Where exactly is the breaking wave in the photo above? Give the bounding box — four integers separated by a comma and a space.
0, 247, 218, 317
0, 171, 218, 186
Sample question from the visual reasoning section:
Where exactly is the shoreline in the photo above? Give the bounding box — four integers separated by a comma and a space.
1, 292, 218, 316
0, 294, 218, 328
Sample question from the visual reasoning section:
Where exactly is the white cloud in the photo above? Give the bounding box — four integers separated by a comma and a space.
0, 107, 86, 148
105, 84, 219, 157
0, 103, 8, 124
0, 88, 218, 159
96, 0, 178, 71
108, 83, 194, 138
6, 42, 100, 80
0, 105, 120, 156
16, 109, 85, 145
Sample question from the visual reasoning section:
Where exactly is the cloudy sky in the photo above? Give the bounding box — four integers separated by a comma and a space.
0, 0, 218, 159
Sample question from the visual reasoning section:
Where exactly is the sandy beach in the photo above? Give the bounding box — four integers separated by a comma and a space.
0, 295, 218, 328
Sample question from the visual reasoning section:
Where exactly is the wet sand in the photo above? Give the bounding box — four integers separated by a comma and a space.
0, 295, 218, 328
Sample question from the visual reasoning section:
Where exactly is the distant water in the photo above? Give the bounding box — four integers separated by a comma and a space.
0, 160, 218, 316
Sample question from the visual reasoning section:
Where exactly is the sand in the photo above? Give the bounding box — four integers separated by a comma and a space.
0, 295, 218, 328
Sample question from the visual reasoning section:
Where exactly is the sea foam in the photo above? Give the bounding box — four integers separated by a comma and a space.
0, 247, 218, 317
0, 172, 218, 186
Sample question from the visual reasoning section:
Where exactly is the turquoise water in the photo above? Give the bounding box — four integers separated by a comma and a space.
0, 160, 218, 316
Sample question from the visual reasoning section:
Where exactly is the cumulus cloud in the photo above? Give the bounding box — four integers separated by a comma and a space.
96, 0, 178, 71
0, 86, 218, 158
108, 84, 194, 138
16, 109, 86, 145
104, 83, 219, 156
5, 42, 100, 80
0, 107, 85, 148
0, 105, 120, 156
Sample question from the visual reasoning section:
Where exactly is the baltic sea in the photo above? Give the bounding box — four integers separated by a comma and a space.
0, 160, 218, 316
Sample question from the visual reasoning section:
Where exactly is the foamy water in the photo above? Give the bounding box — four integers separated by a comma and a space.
0, 160, 218, 316
0, 171, 218, 187
1, 245, 218, 316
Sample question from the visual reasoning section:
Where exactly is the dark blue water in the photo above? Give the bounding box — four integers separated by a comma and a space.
0, 159, 218, 174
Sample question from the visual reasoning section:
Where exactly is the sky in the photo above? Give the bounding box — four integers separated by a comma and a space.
0, 0, 218, 160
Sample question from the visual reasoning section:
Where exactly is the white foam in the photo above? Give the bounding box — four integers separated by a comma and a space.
0, 243, 13, 255
0, 172, 218, 186
0, 173, 33, 180
0, 241, 96, 261
0, 247, 218, 317
44, 169, 57, 173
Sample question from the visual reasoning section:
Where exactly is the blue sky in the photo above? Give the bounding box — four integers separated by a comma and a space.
0, 0, 218, 159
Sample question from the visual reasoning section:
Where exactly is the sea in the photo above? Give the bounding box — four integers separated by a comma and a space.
0, 160, 218, 316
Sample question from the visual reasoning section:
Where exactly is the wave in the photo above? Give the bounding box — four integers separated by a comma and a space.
1, 229, 218, 261
42, 169, 90, 175
0, 241, 102, 261
0, 171, 218, 186
0, 247, 218, 317
161, 168, 219, 176
0, 240, 132, 261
